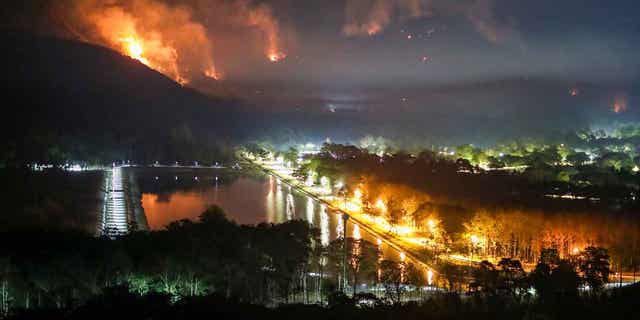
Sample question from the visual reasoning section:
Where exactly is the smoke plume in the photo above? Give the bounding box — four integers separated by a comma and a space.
343, 0, 519, 44
343, 0, 431, 36
466, 0, 519, 44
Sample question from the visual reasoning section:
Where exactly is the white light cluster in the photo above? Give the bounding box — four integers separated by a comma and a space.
101, 167, 129, 237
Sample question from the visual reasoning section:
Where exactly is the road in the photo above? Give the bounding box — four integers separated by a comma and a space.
243, 159, 444, 276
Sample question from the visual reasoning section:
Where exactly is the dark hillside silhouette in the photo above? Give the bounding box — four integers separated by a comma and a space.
0, 32, 246, 165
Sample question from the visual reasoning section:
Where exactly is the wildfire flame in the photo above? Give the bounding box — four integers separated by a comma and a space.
204, 68, 220, 80
613, 96, 627, 113
613, 102, 627, 113
367, 24, 382, 36
268, 52, 286, 63
120, 36, 149, 65
116, 32, 191, 85
247, 3, 287, 64
69, 0, 220, 85
375, 199, 387, 212
57, 0, 296, 85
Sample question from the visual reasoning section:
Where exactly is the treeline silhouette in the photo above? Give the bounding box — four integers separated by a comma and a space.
0, 206, 317, 314
1, 205, 636, 320
288, 144, 640, 270
296, 143, 640, 212
6, 278, 640, 320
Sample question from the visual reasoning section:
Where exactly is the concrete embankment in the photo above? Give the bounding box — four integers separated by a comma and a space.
98, 167, 147, 237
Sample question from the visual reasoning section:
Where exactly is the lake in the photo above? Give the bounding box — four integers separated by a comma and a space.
132, 167, 403, 259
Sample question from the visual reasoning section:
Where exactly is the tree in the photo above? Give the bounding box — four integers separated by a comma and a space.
523, 164, 556, 183
401, 262, 426, 299
378, 260, 403, 304
455, 158, 474, 173
0, 258, 12, 317
345, 239, 380, 296
530, 249, 580, 303
385, 197, 404, 233
567, 152, 590, 166
471, 260, 498, 295
578, 246, 610, 291
556, 168, 578, 182
539, 248, 560, 266
633, 155, 640, 168
455, 144, 475, 162
598, 152, 633, 171
497, 258, 526, 297
439, 263, 466, 293
282, 147, 299, 166
487, 156, 505, 169
527, 146, 561, 166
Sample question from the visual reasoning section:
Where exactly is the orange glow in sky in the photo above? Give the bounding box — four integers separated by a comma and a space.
268, 52, 286, 63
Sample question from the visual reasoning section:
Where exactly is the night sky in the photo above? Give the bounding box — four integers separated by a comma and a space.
234, 0, 640, 86
4, 0, 640, 143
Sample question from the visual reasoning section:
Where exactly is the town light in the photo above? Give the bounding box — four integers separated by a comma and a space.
354, 188, 363, 200
353, 224, 361, 240
320, 176, 330, 187
427, 219, 436, 229
305, 170, 315, 186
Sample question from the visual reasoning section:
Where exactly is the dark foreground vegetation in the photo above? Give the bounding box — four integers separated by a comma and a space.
1, 204, 635, 320
6, 281, 640, 320
0, 206, 316, 313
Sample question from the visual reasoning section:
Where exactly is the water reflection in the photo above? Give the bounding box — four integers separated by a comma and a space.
320, 204, 330, 246
286, 193, 295, 220
353, 224, 361, 240
213, 176, 219, 202
266, 177, 275, 223
336, 214, 344, 238
306, 197, 315, 225
135, 168, 402, 260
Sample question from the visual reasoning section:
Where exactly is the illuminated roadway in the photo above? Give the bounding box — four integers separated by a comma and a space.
244, 159, 444, 278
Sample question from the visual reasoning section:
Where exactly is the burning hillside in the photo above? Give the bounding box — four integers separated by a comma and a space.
54, 0, 287, 85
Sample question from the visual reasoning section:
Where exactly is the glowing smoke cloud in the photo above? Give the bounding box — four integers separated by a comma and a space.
342, 0, 427, 36
613, 95, 628, 113
58, 0, 218, 84
55, 0, 287, 84
343, 0, 518, 44
246, 2, 287, 62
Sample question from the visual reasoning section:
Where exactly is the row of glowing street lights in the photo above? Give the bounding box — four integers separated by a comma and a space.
256, 152, 442, 243
253, 152, 444, 287
255, 150, 603, 285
